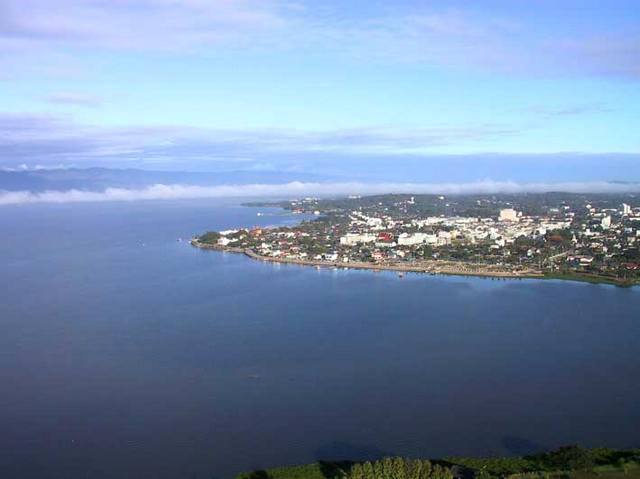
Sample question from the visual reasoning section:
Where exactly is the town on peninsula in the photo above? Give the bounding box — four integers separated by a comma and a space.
192, 193, 640, 286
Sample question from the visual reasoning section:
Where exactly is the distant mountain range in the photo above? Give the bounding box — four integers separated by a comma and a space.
0, 168, 333, 192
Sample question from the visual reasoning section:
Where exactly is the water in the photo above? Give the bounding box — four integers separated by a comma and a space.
1, 200, 639, 479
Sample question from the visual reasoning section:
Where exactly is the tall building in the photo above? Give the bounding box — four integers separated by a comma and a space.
601, 215, 612, 229
622, 203, 632, 215
499, 208, 518, 222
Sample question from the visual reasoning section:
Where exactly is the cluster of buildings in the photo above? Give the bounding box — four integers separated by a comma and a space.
565, 202, 640, 271
204, 195, 640, 279
337, 209, 573, 253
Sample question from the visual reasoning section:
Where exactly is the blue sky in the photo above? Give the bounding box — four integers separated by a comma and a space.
1, 0, 639, 180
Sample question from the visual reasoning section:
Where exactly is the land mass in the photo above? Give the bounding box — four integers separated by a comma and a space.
191, 241, 544, 280
194, 193, 640, 286
235, 446, 640, 479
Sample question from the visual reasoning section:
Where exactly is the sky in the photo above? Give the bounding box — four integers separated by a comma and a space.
1, 0, 639, 182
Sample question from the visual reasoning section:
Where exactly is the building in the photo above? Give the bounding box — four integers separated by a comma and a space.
398, 232, 436, 246
340, 233, 376, 245
499, 208, 519, 222
437, 231, 452, 245
601, 215, 612, 229
622, 203, 632, 216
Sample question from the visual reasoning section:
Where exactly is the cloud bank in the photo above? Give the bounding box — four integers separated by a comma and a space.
0, 112, 518, 164
2, 181, 639, 206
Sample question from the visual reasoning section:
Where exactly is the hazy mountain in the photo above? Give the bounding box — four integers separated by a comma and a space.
0, 168, 334, 192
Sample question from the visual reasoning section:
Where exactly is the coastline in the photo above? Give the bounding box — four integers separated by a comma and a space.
191, 239, 639, 286
191, 239, 546, 280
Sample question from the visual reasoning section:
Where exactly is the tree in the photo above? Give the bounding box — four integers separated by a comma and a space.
346, 458, 450, 479
543, 445, 594, 471
199, 231, 220, 244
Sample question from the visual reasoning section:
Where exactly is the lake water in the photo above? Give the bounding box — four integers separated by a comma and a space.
1, 200, 639, 479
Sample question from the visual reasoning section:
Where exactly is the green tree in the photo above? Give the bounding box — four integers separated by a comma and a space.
543, 446, 594, 471
199, 231, 220, 244
347, 458, 449, 479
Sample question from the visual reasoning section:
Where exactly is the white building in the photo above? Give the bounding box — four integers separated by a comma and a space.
437, 231, 452, 245
340, 233, 377, 245
622, 203, 632, 216
397, 233, 426, 246
541, 220, 572, 230
601, 215, 612, 229
499, 208, 519, 222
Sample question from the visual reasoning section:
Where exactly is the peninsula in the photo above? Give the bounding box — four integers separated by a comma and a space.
193, 193, 640, 286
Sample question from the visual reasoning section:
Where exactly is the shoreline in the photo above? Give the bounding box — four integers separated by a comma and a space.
191, 239, 547, 281
191, 239, 639, 286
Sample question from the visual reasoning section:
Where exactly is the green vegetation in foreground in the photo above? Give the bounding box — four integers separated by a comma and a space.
236, 446, 640, 479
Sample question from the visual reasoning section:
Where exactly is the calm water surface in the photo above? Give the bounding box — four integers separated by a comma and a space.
1, 200, 639, 479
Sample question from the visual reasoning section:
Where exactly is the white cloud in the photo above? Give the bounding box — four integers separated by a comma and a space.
0, 112, 517, 163
0, 163, 72, 172
1, 2, 638, 79
0, 0, 291, 51
2, 181, 639, 206
46, 92, 103, 108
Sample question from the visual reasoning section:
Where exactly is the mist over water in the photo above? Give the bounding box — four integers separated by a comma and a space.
1, 200, 639, 479
2, 179, 640, 205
